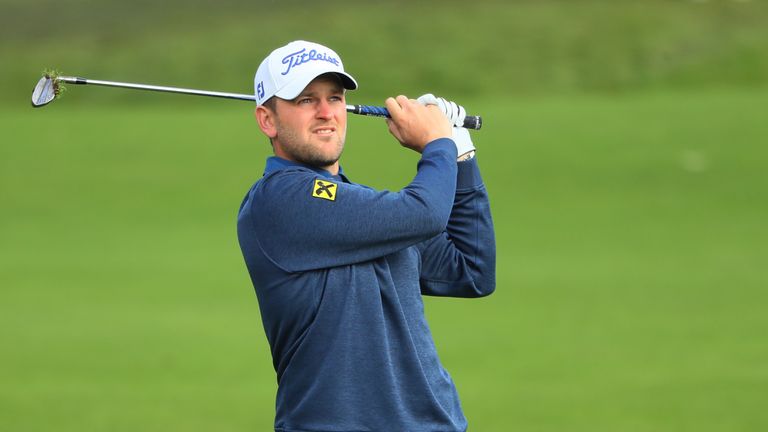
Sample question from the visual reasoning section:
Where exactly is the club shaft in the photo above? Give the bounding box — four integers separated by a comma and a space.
55, 76, 482, 129
58, 76, 256, 102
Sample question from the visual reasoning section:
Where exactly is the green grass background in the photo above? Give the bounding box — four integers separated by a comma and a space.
2, 1, 767, 431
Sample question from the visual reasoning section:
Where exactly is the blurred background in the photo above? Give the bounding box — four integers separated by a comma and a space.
1, 0, 767, 431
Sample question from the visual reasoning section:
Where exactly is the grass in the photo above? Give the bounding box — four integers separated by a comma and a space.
2, 86, 767, 431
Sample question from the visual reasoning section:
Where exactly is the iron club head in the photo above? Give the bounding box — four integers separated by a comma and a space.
31, 75, 62, 108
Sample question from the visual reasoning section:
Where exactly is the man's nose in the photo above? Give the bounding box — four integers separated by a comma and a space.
316, 99, 333, 119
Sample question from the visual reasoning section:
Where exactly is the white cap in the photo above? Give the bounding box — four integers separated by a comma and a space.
254, 40, 358, 106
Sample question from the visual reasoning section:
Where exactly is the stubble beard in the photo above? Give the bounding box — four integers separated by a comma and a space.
275, 121, 345, 169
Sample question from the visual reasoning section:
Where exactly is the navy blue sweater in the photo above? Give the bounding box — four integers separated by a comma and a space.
237, 138, 496, 432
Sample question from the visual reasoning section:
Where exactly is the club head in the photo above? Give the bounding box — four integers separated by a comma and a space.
31, 76, 57, 108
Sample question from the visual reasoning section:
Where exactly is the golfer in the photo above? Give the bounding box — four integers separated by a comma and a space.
237, 40, 496, 432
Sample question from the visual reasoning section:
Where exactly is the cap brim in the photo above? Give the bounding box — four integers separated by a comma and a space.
275, 70, 358, 101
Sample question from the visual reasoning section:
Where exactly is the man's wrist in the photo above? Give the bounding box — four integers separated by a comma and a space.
457, 150, 476, 162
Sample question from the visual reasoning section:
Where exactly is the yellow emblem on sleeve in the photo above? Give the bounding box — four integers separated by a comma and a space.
312, 179, 338, 201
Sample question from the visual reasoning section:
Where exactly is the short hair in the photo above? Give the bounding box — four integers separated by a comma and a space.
262, 96, 277, 113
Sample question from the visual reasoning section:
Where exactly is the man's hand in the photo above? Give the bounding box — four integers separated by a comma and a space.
385, 95, 452, 153
418, 94, 476, 160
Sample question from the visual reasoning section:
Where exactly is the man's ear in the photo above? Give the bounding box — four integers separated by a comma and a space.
255, 105, 278, 139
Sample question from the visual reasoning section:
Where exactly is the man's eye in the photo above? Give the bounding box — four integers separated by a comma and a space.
298, 98, 312, 104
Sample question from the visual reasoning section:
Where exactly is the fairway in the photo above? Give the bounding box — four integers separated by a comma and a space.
2, 87, 766, 431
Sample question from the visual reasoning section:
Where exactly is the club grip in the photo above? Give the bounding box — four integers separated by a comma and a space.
347, 104, 483, 130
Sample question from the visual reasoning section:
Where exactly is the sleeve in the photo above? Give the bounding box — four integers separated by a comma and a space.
246, 138, 459, 272
416, 157, 496, 298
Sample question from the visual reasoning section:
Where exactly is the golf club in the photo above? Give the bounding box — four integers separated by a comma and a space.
31, 74, 483, 130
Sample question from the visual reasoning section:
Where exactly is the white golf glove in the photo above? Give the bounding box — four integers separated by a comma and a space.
417, 93, 466, 127
417, 93, 476, 160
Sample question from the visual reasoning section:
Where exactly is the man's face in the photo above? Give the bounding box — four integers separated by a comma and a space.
263, 74, 347, 172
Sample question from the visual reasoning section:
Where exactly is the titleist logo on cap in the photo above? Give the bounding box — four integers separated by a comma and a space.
281, 48, 340, 76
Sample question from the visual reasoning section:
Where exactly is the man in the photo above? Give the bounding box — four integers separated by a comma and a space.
237, 40, 496, 432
